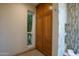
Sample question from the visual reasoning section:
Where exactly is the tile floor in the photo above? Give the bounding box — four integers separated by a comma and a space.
19, 49, 45, 56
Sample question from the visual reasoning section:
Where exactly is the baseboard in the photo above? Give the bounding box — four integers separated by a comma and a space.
14, 47, 35, 56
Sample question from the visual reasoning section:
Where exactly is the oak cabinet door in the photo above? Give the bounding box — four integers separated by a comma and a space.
36, 3, 52, 56
36, 18, 43, 50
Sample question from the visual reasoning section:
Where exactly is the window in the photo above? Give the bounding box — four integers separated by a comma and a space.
26, 10, 33, 45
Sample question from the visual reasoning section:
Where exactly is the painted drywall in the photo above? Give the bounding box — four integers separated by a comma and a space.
52, 3, 59, 56
58, 3, 67, 56
0, 4, 36, 56
52, 3, 67, 56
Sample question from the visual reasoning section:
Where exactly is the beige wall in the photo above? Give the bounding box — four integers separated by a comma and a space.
52, 3, 58, 56
0, 4, 36, 55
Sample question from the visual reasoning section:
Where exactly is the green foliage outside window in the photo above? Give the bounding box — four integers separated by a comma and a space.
27, 13, 33, 32
27, 33, 32, 45
27, 10, 33, 45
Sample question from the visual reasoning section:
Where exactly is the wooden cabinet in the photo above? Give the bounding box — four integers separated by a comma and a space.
36, 17, 43, 51
36, 4, 52, 56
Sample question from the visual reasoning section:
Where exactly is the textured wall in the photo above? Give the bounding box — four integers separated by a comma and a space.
65, 3, 79, 54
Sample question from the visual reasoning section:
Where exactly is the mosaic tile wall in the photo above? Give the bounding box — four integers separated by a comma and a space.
65, 3, 79, 54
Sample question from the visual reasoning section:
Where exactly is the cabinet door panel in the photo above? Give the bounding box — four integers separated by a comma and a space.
36, 18, 43, 50
43, 12, 52, 55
